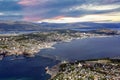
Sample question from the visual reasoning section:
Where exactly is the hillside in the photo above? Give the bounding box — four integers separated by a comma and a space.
0, 21, 49, 31
0, 20, 120, 31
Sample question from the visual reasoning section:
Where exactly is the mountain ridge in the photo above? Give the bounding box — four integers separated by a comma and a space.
0, 20, 120, 31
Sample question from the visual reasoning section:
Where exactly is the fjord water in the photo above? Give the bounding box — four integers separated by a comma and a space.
0, 36, 120, 80
40, 36, 120, 61
0, 56, 59, 80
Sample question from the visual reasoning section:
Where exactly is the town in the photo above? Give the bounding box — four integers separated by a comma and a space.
49, 58, 120, 80
0, 29, 119, 59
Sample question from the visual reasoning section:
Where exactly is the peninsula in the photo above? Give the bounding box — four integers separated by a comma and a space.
0, 29, 119, 59
48, 58, 120, 80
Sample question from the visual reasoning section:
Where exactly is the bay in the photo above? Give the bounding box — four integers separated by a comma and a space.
40, 36, 120, 61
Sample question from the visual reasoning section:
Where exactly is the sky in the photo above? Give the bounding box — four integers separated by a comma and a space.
0, 0, 120, 23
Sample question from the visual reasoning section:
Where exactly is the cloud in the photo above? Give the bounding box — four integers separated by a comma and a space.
23, 16, 42, 21
84, 0, 120, 4
62, 4, 120, 12
0, 0, 120, 22
18, 0, 50, 6
40, 12, 120, 23
0, 12, 22, 16
86, 4, 120, 10
0, 0, 19, 2
18, 0, 53, 21
17, 0, 120, 22
0, 13, 4, 16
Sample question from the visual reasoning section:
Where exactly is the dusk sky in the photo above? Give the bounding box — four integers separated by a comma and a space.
0, 0, 120, 23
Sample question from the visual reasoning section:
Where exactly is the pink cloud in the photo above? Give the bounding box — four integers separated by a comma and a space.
53, 16, 65, 20
18, 0, 50, 21
18, 0, 49, 6
23, 16, 42, 21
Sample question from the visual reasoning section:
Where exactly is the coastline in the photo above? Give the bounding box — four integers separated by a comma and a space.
0, 28, 119, 60
39, 34, 116, 53
44, 35, 120, 79
0, 32, 119, 80
45, 64, 60, 79
0, 34, 116, 60
47, 57, 120, 80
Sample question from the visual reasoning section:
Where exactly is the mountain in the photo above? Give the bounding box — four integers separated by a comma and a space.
0, 21, 50, 31
0, 20, 120, 31
39, 22, 120, 29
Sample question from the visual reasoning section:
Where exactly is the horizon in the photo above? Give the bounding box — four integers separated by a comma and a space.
0, 0, 120, 23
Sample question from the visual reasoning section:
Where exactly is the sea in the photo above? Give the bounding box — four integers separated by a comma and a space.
40, 35, 120, 61
0, 30, 120, 80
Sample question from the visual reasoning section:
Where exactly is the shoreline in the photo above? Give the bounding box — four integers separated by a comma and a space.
47, 57, 120, 80
0, 35, 117, 60
0, 33, 119, 80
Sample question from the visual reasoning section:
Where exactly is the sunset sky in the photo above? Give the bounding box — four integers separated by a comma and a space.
0, 0, 120, 23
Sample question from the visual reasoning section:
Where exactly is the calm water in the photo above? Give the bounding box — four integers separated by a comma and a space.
40, 36, 120, 61
0, 31, 39, 35
71, 28, 120, 32
0, 56, 59, 80
0, 36, 120, 80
